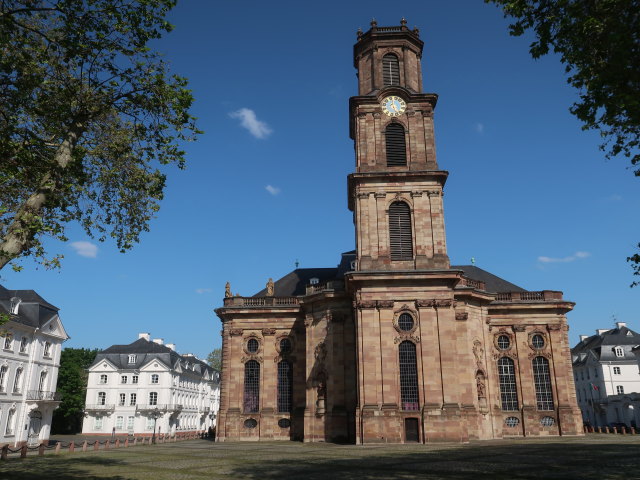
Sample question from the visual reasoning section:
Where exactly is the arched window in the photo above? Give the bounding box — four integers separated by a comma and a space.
398, 341, 419, 411
532, 356, 554, 410
382, 53, 400, 86
0, 366, 7, 392
385, 123, 407, 166
389, 202, 413, 260
277, 360, 292, 413
497, 357, 519, 411
38, 371, 47, 392
5, 409, 15, 435
13, 367, 23, 393
243, 360, 260, 413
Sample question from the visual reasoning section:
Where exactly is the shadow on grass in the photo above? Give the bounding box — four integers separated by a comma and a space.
225, 442, 640, 480
0, 455, 133, 480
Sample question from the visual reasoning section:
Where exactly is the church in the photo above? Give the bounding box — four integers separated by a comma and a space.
215, 20, 583, 443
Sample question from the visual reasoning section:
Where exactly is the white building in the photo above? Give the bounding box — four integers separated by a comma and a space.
0, 285, 69, 446
82, 333, 219, 436
572, 322, 640, 428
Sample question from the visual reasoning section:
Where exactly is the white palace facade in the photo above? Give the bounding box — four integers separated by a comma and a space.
82, 333, 220, 436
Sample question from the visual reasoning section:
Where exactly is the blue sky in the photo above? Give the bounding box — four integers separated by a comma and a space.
2, 0, 638, 359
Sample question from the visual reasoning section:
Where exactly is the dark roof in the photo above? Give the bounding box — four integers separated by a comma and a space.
572, 324, 640, 364
451, 265, 527, 293
93, 337, 218, 381
0, 284, 60, 329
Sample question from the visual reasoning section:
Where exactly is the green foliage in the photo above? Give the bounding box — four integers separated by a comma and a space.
207, 347, 221, 371
51, 347, 98, 434
486, 0, 640, 281
0, 0, 200, 271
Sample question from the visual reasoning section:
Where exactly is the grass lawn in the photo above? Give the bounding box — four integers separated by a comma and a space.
2, 435, 640, 479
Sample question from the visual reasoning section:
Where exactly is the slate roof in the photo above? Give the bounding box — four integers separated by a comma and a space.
572, 324, 640, 365
0, 284, 60, 329
92, 337, 219, 381
251, 253, 527, 297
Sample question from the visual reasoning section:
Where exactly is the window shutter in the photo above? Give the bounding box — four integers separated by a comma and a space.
383, 54, 400, 86
389, 202, 413, 260
385, 123, 407, 166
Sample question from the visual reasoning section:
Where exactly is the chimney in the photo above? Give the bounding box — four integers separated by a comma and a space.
138, 333, 150, 341
580, 335, 589, 342
166, 343, 176, 351
616, 322, 627, 329
597, 329, 609, 335
152, 338, 164, 345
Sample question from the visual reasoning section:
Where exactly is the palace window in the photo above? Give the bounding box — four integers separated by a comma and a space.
389, 202, 413, 260
0, 366, 7, 392
128, 355, 137, 364
3, 334, 13, 350
277, 360, 293, 413
149, 392, 158, 405
116, 416, 124, 429
151, 374, 159, 384
99, 374, 108, 384
19, 337, 28, 354
127, 416, 134, 430
382, 53, 400, 86
94, 417, 103, 430
532, 356, 554, 411
5, 409, 15, 435
43, 341, 51, 358
97, 391, 106, 405
13, 368, 23, 393
38, 371, 47, 392
130, 393, 137, 406
132, 375, 139, 384
616, 385, 624, 394
613, 367, 621, 375
243, 360, 260, 413
497, 357, 519, 411
398, 341, 419, 411
119, 393, 126, 406
121, 375, 128, 384
385, 123, 407, 166
614, 346, 624, 357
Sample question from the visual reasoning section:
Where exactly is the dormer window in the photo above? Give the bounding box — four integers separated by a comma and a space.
128, 355, 137, 364
3, 334, 13, 351
309, 278, 319, 285
614, 346, 624, 358
10, 296, 21, 314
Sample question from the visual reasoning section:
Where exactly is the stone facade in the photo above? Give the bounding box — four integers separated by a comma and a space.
215, 21, 583, 443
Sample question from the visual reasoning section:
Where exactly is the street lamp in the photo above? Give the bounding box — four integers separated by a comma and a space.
149, 408, 162, 444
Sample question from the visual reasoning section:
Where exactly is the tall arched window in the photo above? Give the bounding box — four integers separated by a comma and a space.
497, 357, 519, 411
243, 360, 260, 413
399, 341, 419, 411
389, 202, 413, 260
382, 53, 400, 86
277, 360, 292, 413
532, 356, 554, 410
385, 123, 407, 166
13, 367, 23, 393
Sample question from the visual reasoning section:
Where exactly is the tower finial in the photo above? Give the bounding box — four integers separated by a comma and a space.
357, 27, 363, 39
370, 18, 377, 28
400, 17, 407, 27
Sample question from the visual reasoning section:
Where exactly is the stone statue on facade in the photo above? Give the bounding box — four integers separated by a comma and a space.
266, 278, 274, 296
224, 282, 232, 298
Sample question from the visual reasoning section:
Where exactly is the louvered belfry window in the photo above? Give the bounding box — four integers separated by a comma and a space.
389, 201, 413, 260
386, 123, 407, 167
383, 53, 400, 86
399, 341, 419, 411
243, 360, 260, 413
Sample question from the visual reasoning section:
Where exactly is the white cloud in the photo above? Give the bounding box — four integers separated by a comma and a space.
475, 123, 484, 134
537, 251, 591, 263
229, 108, 272, 139
195, 288, 213, 294
265, 185, 281, 196
70, 241, 98, 258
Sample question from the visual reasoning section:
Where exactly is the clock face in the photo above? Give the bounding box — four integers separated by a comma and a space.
381, 96, 407, 117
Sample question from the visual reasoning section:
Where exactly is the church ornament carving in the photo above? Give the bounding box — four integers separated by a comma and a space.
434, 299, 452, 308
357, 300, 377, 309
415, 299, 433, 308
394, 335, 420, 344
304, 314, 314, 327
314, 342, 327, 362
493, 329, 515, 352
229, 329, 243, 337
472, 340, 485, 371
262, 328, 276, 336
528, 351, 552, 360
513, 325, 527, 332
392, 308, 418, 335
455, 312, 469, 321
240, 355, 263, 364
410, 191, 423, 198
547, 324, 563, 331
527, 331, 548, 351
266, 278, 274, 297
377, 300, 395, 309
225, 282, 232, 298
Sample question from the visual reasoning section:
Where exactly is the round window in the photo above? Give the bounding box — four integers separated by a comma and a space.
398, 313, 414, 332
540, 416, 555, 427
505, 417, 520, 428
247, 338, 259, 353
278, 418, 291, 428
532, 334, 545, 349
243, 418, 257, 429
279, 338, 292, 354
497, 335, 510, 350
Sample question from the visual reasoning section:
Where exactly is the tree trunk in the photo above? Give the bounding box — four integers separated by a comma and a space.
0, 123, 84, 270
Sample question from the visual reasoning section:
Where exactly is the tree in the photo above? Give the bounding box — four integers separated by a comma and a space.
0, 0, 199, 271
51, 347, 98, 434
207, 347, 221, 371
485, 0, 640, 282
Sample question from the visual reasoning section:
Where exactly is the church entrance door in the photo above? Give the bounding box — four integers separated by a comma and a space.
404, 418, 419, 442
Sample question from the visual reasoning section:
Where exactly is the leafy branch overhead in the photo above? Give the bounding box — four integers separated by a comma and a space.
486, 0, 640, 283
0, 0, 201, 271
